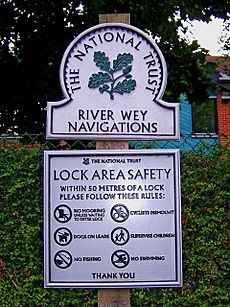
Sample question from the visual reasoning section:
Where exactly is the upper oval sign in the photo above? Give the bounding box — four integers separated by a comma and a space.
46, 23, 179, 140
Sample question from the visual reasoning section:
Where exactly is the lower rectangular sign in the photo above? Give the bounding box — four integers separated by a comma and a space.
44, 149, 182, 288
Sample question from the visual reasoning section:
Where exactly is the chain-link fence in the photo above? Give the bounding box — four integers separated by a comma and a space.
0, 132, 229, 150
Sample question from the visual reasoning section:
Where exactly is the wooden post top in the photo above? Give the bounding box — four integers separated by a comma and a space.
99, 13, 130, 24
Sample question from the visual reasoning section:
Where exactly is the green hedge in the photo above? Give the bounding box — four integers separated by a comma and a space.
0, 145, 229, 306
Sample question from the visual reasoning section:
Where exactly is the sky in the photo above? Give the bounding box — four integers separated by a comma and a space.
78, 3, 228, 56
180, 17, 228, 56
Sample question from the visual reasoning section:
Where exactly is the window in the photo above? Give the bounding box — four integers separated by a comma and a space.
192, 99, 217, 134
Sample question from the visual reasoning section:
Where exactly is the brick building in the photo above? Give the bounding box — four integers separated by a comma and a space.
206, 56, 230, 145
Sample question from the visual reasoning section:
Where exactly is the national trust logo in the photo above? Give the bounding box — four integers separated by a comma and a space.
88, 51, 136, 100
62, 23, 166, 102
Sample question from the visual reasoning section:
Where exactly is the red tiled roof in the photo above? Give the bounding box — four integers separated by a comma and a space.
206, 56, 230, 73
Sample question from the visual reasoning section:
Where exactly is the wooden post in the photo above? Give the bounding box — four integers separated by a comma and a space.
97, 13, 130, 307
99, 13, 130, 24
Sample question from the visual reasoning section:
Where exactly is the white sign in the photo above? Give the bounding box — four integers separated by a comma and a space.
44, 150, 182, 288
46, 23, 179, 140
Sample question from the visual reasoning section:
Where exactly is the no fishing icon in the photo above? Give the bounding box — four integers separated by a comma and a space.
54, 250, 72, 269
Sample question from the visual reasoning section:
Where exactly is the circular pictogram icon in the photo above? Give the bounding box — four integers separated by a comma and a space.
54, 204, 72, 223
111, 227, 130, 246
54, 250, 72, 269
54, 227, 73, 246
111, 249, 130, 269
110, 204, 129, 223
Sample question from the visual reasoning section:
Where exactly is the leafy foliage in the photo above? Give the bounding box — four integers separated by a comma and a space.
0, 145, 97, 306
88, 51, 136, 99
0, 0, 228, 133
0, 141, 229, 306
131, 144, 230, 306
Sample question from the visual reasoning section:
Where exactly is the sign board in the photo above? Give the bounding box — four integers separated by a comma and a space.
46, 23, 179, 140
44, 149, 182, 288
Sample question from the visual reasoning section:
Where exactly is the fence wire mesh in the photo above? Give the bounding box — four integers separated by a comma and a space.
0, 132, 229, 150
